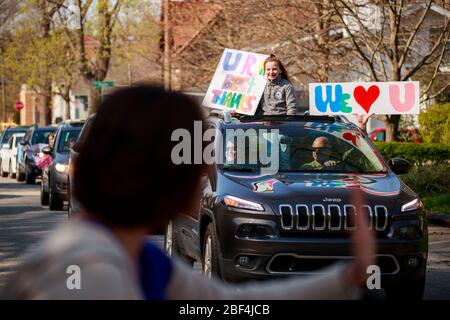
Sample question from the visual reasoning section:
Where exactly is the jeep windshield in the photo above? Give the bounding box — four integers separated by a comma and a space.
220, 121, 387, 174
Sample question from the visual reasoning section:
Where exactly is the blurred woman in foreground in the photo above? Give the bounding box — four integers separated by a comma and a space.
2, 85, 374, 299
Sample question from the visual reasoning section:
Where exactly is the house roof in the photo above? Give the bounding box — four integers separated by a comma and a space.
170, 1, 222, 54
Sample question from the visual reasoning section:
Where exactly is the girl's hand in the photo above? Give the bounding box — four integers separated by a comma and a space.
345, 187, 376, 287
353, 113, 374, 132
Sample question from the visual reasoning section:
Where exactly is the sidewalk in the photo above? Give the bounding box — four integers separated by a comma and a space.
428, 214, 450, 228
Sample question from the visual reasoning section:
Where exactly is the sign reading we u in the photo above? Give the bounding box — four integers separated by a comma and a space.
309, 81, 419, 115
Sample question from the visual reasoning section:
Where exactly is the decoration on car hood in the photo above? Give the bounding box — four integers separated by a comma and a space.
253, 179, 279, 193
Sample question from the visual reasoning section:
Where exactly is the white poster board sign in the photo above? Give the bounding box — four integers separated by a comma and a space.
309, 81, 420, 115
202, 48, 269, 115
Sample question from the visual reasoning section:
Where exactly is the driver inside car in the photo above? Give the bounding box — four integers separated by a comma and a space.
301, 136, 342, 170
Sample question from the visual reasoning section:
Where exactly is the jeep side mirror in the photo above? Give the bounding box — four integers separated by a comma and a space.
388, 158, 410, 175
20, 140, 27, 146
42, 146, 52, 155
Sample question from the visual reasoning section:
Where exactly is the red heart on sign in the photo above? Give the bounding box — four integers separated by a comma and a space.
353, 85, 380, 113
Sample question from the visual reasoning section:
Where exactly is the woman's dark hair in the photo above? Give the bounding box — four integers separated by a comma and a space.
73, 85, 206, 229
264, 55, 290, 81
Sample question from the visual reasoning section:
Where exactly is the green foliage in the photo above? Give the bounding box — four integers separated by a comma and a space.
421, 193, 450, 215
400, 164, 450, 215
400, 164, 450, 196
419, 102, 450, 145
374, 142, 450, 165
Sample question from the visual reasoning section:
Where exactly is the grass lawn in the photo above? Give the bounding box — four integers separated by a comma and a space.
422, 193, 450, 215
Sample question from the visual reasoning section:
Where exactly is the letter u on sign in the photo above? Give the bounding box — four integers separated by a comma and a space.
389, 83, 415, 112
222, 51, 242, 72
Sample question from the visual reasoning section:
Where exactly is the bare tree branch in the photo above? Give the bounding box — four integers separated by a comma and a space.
420, 33, 449, 98
402, 17, 450, 80
331, 0, 379, 81
398, 0, 432, 70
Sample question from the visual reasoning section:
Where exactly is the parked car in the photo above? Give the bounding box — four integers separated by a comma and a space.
17, 125, 57, 184
166, 113, 428, 300
67, 114, 96, 217
0, 133, 25, 178
0, 127, 28, 171
40, 121, 84, 210
369, 127, 422, 143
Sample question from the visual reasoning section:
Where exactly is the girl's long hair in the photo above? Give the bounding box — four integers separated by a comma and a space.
264, 55, 290, 82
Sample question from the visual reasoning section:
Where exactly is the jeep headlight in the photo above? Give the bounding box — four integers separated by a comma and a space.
55, 163, 68, 173
401, 198, 423, 212
224, 195, 264, 211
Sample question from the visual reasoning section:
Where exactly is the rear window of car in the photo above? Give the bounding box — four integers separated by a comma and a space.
1, 129, 27, 144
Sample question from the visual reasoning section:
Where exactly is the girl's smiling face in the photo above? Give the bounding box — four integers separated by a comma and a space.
265, 61, 281, 81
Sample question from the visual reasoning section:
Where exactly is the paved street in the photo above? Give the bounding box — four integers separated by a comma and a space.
1, 176, 449, 299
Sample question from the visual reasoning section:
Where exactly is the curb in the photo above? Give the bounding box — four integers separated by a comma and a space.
427, 214, 450, 228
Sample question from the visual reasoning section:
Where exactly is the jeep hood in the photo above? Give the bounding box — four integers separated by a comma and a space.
222, 171, 402, 198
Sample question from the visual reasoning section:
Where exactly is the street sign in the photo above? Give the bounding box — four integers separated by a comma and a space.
92, 81, 114, 88
15, 100, 24, 111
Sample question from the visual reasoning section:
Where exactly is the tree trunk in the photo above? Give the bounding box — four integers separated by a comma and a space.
88, 85, 101, 115
65, 99, 71, 120
163, 0, 171, 91
384, 115, 400, 142
38, 81, 52, 125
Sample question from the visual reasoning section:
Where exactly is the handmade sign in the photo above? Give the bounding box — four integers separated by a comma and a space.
309, 81, 420, 115
202, 49, 269, 115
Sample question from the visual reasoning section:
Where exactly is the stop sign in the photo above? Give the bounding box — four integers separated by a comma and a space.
15, 100, 24, 111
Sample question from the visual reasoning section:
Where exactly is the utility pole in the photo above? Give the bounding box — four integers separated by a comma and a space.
163, 0, 171, 91
1, 58, 6, 122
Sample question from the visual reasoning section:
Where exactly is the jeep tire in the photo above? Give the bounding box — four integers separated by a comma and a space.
202, 223, 221, 279
164, 220, 194, 267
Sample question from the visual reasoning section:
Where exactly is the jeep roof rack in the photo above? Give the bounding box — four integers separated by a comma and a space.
302, 110, 352, 124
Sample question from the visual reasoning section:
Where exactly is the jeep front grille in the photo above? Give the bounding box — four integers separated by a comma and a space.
277, 204, 389, 232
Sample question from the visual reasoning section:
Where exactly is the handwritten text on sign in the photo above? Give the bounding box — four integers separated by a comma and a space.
202, 49, 269, 115
309, 81, 420, 115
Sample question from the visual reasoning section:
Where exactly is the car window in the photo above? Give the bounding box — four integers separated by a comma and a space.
15, 136, 24, 148
76, 118, 94, 148
2, 131, 14, 144
57, 129, 82, 153
8, 136, 14, 148
32, 130, 55, 145
221, 122, 386, 173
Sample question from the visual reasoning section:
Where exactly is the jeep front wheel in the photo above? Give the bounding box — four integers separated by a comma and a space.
164, 220, 194, 267
202, 223, 221, 279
